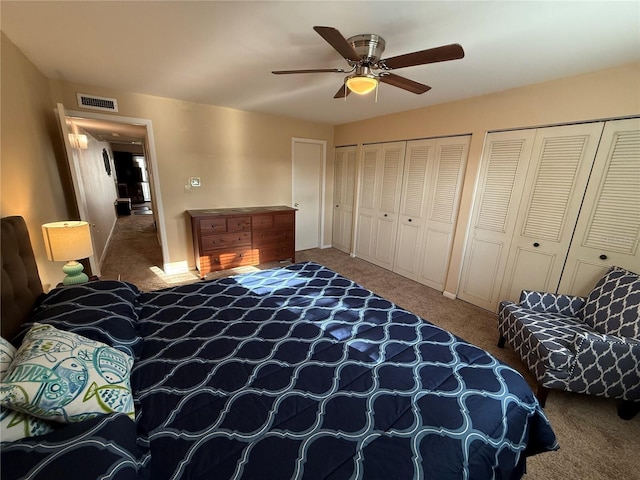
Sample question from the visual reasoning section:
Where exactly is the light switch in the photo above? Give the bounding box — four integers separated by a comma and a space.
190, 177, 201, 187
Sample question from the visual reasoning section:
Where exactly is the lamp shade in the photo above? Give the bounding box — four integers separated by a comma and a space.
346, 76, 378, 95
42, 221, 93, 261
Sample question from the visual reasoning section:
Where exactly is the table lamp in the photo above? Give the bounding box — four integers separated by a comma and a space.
42, 221, 94, 285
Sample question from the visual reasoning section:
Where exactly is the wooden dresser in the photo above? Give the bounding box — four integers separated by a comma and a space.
188, 206, 296, 278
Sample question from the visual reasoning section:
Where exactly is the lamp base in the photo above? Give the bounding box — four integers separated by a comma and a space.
62, 260, 89, 285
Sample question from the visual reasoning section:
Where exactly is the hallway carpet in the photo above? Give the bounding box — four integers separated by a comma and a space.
100, 214, 639, 479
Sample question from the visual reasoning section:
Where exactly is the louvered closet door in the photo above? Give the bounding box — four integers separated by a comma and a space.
355, 142, 405, 269
417, 135, 470, 291
332, 146, 357, 254
559, 117, 640, 295
498, 122, 604, 303
458, 130, 536, 311
356, 145, 381, 260
394, 139, 436, 279
373, 142, 406, 268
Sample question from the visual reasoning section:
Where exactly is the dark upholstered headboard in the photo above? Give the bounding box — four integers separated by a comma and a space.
1, 216, 43, 341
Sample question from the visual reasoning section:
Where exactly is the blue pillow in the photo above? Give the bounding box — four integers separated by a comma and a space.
22, 281, 143, 358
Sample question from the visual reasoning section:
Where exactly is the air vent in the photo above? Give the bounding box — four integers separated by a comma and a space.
76, 93, 119, 112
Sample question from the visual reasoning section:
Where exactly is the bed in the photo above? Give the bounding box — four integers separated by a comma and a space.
0, 216, 558, 479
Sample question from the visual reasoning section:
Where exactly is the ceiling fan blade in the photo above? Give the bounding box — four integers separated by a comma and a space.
313, 26, 361, 62
379, 74, 431, 94
333, 84, 351, 99
381, 43, 464, 69
272, 68, 346, 74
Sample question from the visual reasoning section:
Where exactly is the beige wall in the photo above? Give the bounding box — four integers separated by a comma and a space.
1, 33, 75, 290
334, 62, 640, 296
8, 50, 333, 274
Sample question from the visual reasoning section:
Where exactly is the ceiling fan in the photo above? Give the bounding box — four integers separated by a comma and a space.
272, 26, 465, 99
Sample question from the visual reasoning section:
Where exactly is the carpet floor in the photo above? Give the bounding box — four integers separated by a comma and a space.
100, 214, 639, 479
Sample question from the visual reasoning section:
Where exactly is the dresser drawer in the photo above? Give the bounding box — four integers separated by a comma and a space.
227, 216, 251, 232
201, 232, 251, 253
199, 217, 226, 234
274, 213, 294, 228
252, 214, 273, 230
252, 229, 294, 247
201, 247, 257, 271
255, 243, 294, 263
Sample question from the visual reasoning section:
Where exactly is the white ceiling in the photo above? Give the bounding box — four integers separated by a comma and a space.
2, 1, 639, 126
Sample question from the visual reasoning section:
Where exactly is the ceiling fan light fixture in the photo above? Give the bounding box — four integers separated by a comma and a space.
345, 75, 378, 95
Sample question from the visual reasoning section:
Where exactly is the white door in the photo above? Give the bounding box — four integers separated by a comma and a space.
417, 135, 470, 291
458, 129, 536, 311
498, 122, 604, 303
332, 146, 357, 254
55, 103, 100, 276
394, 139, 435, 279
355, 142, 405, 269
372, 142, 405, 268
292, 138, 325, 251
559, 118, 640, 295
355, 145, 380, 260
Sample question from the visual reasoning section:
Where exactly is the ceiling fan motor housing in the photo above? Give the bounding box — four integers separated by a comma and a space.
347, 34, 386, 65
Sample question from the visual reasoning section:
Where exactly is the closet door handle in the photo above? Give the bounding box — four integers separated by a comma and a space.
599, 254, 608, 260
533, 242, 540, 247
408, 218, 412, 222
384, 214, 388, 217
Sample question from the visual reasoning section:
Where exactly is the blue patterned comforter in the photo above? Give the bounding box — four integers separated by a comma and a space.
1, 262, 558, 479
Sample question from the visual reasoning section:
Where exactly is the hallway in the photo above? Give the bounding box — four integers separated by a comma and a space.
100, 214, 199, 291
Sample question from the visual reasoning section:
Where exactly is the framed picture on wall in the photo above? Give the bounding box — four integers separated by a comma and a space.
103, 149, 112, 176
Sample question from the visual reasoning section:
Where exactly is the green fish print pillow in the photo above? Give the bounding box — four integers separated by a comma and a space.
0, 323, 134, 423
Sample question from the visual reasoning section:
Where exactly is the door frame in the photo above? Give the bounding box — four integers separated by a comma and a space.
55, 105, 169, 273
291, 137, 327, 250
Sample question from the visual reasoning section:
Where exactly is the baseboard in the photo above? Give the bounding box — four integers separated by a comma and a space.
163, 260, 190, 275
98, 218, 119, 272
442, 291, 457, 300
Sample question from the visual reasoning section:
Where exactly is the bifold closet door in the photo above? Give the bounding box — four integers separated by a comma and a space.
416, 136, 470, 291
355, 142, 405, 269
393, 139, 436, 279
460, 122, 608, 311
458, 130, 537, 311
332, 146, 357, 254
498, 122, 604, 303
559, 117, 640, 295
393, 136, 470, 290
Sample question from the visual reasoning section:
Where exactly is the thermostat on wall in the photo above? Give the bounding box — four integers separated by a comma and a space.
189, 177, 201, 187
